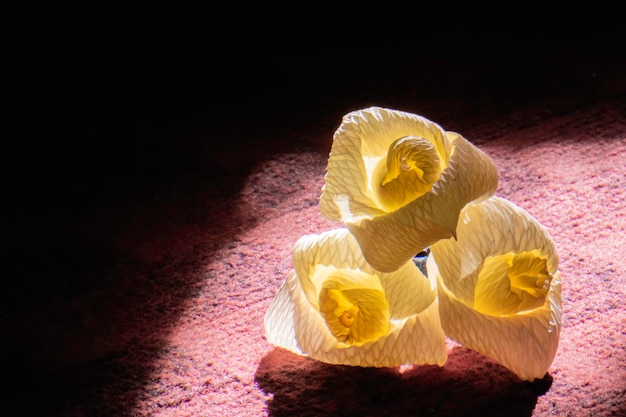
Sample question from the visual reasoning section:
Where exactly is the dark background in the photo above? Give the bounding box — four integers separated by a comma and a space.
13, 34, 623, 214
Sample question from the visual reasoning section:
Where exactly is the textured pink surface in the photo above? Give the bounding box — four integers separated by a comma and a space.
4, 43, 625, 417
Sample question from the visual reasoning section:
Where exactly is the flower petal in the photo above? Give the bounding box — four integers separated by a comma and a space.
437, 271, 562, 381
277, 277, 447, 367
347, 133, 499, 272
292, 229, 375, 309
432, 196, 559, 307
320, 107, 452, 222
474, 250, 552, 315
263, 271, 305, 355
377, 259, 436, 319
264, 228, 447, 367
430, 197, 561, 381
377, 135, 442, 210
319, 271, 390, 346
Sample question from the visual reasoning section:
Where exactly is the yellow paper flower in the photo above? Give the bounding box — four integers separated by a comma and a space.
429, 196, 562, 381
320, 106, 499, 272
264, 228, 447, 367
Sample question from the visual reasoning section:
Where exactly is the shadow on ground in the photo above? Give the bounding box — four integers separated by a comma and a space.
256, 347, 553, 417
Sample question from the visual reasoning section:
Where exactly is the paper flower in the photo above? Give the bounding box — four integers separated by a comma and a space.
264, 107, 562, 380
429, 196, 562, 381
264, 228, 447, 367
320, 107, 499, 272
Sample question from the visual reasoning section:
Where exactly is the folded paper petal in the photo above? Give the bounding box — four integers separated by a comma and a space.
346, 133, 499, 272
429, 197, 562, 381
320, 107, 498, 272
320, 107, 452, 222
264, 228, 447, 367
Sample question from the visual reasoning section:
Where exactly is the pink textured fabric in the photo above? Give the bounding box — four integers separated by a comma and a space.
4, 42, 625, 417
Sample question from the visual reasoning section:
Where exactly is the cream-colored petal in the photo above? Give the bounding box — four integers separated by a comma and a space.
474, 251, 551, 315
263, 271, 305, 354
431, 196, 559, 307
265, 229, 448, 367
347, 134, 499, 272
292, 229, 375, 308
319, 271, 390, 346
264, 270, 447, 366
430, 197, 562, 381
292, 228, 438, 318
437, 272, 561, 381
320, 107, 451, 222
376, 136, 442, 211
378, 260, 436, 319
298, 294, 447, 367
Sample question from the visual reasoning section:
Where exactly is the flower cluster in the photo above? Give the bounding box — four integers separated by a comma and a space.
264, 107, 561, 381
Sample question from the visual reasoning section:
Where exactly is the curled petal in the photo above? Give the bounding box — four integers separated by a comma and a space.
263, 271, 304, 354
430, 197, 561, 381
432, 197, 559, 306
292, 228, 375, 309
320, 107, 452, 222
436, 271, 562, 381
264, 228, 447, 367
378, 259, 436, 320
318, 270, 390, 346
377, 136, 442, 210
347, 133, 499, 272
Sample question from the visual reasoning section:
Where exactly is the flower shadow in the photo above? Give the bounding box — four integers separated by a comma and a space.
255, 346, 552, 417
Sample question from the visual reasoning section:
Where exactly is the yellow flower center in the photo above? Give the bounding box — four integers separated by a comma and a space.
318, 271, 390, 346
375, 136, 442, 211
474, 249, 552, 316
338, 308, 358, 327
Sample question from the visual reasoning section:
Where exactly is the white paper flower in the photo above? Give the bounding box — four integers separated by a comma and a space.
429, 196, 562, 381
320, 107, 499, 272
264, 228, 447, 367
